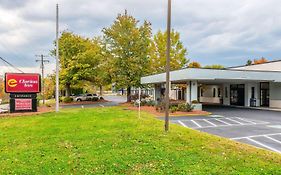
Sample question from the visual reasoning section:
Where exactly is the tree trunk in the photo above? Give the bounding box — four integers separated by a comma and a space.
127, 86, 131, 102
99, 85, 103, 96
65, 84, 71, 97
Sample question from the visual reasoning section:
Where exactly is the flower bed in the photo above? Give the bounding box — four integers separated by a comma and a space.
123, 104, 210, 116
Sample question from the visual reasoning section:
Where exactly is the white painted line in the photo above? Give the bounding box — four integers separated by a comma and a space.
215, 118, 231, 125
178, 121, 188, 128
264, 136, 281, 145
235, 117, 256, 124
203, 119, 217, 127
225, 118, 245, 125
191, 120, 202, 128
248, 119, 269, 124
246, 138, 281, 154
232, 133, 281, 140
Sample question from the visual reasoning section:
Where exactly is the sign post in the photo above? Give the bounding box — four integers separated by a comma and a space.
5, 73, 41, 113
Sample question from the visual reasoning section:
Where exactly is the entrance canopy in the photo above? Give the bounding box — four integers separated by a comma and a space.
141, 68, 281, 84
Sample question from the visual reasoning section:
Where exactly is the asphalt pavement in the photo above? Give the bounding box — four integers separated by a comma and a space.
164, 105, 281, 154
60, 95, 127, 109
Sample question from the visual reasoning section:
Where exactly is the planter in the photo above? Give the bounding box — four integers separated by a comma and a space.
192, 103, 202, 111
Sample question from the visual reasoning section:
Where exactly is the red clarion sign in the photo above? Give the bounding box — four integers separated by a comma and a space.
5, 73, 41, 93
15, 99, 32, 110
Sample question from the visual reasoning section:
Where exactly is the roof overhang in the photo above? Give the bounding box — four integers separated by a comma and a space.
141, 68, 281, 84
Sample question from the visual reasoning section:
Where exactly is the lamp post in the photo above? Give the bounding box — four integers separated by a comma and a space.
165, 0, 172, 132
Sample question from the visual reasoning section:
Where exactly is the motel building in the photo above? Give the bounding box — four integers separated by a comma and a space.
141, 60, 281, 109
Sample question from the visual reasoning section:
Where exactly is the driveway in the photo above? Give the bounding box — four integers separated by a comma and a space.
167, 105, 281, 154
61, 95, 126, 109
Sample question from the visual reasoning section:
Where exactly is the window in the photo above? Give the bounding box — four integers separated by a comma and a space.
251, 87, 255, 98
225, 87, 228, 98
213, 88, 216, 97
218, 88, 221, 97
201, 88, 204, 97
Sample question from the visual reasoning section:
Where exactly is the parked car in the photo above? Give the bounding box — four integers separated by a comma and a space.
86, 94, 100, 101
74, 94, 87, 102
74, 94, 101, 102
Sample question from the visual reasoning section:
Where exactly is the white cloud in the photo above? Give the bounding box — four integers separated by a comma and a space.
1, 0, 281, 71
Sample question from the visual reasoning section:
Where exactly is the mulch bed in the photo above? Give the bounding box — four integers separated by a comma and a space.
124, 105, 210, 116
60, 99, 109, 106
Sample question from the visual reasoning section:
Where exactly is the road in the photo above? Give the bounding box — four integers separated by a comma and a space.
61, 95, 126, 109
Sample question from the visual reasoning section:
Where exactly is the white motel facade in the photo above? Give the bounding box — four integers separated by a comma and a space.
141, 60, 281, 109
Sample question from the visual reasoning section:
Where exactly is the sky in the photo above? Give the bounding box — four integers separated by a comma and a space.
1, 0, 281, 75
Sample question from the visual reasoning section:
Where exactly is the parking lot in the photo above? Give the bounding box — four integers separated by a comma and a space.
168, 105, 281, 154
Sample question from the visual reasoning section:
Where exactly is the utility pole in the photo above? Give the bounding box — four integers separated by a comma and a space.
165, 0, 172, 132
35, 54, 49, 104
55, 4, 60, 112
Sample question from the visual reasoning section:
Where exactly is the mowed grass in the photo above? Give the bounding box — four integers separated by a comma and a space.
0, 107, 280, 174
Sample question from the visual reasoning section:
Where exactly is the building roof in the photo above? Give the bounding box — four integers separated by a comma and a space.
228, 59, 281, 69
141, 68, 281, 84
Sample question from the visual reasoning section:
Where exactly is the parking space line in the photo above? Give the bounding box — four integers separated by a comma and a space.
226, 118, 244, 125
232, 133, 281, 140
264, 136, 281, 145
178, 121, 188, 128
176, 117, 269, 129
246, 138, 281, 154
191, 120, 202, 128
235, 117, 256, 124
203, 119, 217, 126
215, 118, 231, 125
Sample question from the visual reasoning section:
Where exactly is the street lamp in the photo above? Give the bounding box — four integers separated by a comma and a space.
165, 0, 171, 132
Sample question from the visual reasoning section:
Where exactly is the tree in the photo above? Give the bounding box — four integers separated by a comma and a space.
204, 65, 225, 69
0, 77, 8, 102
94, 41, 114, 96
103, 11, 152, 102
150, 30, 188, 74
52, 32, 103, 97
246, 59, 252, 66
253, 57, 268, 65
188, 61, 201, 68
44, 75, 55, 99
0, 77, 4, 99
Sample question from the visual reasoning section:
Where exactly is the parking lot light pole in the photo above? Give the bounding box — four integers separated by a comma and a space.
165, 0, 172, 132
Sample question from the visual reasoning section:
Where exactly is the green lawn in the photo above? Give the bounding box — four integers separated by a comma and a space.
0, 107, 280, 174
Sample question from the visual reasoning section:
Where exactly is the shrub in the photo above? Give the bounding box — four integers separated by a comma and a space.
192, 100, 199, 104
46, 104, 52, 107
155, 101, 165, 112
146, 100, 156, 107
92, 97, 99, 101
170, 106, 178, 113
178, 103, 194, 112
63, 97, 73, 103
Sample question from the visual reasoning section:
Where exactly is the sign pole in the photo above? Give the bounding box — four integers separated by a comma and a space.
55, 4, 60, 112
138, 87, 141, 118
165, 0, 172, 132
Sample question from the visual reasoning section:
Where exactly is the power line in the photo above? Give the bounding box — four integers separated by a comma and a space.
35, 54, 50, 104
0, 56, 24, 73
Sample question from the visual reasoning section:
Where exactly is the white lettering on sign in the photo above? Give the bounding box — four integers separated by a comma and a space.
15, 99, 32, 111
19, 79, 38, 88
